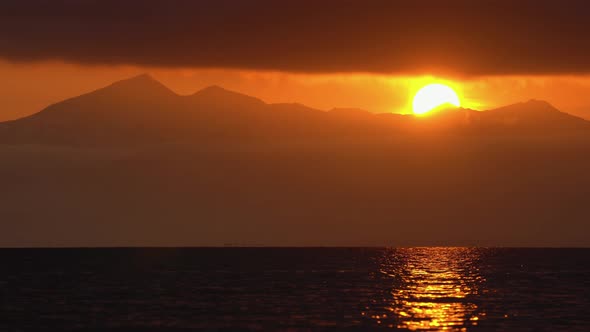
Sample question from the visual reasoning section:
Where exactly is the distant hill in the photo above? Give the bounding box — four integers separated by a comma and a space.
0, 75, 588, 146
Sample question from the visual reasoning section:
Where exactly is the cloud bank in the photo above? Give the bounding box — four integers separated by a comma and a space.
1, 0, 590, 76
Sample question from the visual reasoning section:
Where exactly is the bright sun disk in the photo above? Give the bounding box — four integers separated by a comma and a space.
412, 83, 460, 115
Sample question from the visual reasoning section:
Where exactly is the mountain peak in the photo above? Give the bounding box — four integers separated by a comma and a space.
492, 99, 558, 113
198, 85, 227, 93
109, 73, 158, 87
102, 74, 176, 97
522, 99, 557, 110
128, 73, 154, 81
480, 99, 590, 130
194, 85, 251, 97
191, 85, 265, 107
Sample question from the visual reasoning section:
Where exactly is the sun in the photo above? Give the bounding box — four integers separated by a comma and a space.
412, 83, 461, 115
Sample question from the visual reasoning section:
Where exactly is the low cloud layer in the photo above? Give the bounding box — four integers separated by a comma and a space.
1, 0, 590, 76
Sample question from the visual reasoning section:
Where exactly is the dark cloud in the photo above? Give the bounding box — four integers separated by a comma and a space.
1, 0, 590, 76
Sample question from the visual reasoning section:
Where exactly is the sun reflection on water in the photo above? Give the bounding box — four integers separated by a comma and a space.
366, 247, 485, 331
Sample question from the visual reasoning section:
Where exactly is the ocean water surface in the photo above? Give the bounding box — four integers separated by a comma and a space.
1, 248, 589, 331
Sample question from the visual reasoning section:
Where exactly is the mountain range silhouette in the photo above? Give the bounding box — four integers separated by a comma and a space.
1, 75, 589, 247
1, 74, 588, 146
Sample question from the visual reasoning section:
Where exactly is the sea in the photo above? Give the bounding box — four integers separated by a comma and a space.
1, 248, 589, 331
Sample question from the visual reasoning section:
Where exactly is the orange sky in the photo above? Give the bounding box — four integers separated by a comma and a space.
2, 60, 590, 121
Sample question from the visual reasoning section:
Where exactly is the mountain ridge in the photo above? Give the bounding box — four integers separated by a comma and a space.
1, 74, 589, 146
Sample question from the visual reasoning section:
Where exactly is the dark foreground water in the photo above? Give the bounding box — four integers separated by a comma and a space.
1, 248, 589, 331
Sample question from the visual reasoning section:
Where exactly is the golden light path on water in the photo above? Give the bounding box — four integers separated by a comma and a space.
366, 248, 486, 331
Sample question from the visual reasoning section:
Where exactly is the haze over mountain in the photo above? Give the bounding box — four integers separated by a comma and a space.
1, 75, 589, 247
